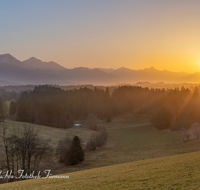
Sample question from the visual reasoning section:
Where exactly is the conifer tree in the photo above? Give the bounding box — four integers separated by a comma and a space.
70, 136, 84, 165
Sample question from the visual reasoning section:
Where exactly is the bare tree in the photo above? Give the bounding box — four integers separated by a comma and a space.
1, 124, 52, 179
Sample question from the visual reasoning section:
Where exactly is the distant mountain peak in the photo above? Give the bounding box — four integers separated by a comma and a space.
27, 57, 42, 61
0, 53, 17, 60
74, 67, 90, 70
0, 53, 22, 66
0, 53, 12, 56
0, 53, 197, 85
118, 67, 129, 70
22, 56, 66, 71
23, 57, 42, 64
97, 68, 114, 73
144, 66, 156, 71
116, 67, 132, 71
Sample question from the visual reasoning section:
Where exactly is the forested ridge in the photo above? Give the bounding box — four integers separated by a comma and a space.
6, 85, 200, 130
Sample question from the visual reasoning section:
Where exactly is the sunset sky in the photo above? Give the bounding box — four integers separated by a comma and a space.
1, 0, 200, 73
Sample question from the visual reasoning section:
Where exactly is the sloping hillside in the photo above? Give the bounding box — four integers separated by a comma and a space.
0, 120, 94, 155
1, 151, 200, 189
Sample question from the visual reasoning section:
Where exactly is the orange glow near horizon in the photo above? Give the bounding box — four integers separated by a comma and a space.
131, 54, 199, 73
2, 1, 200, 73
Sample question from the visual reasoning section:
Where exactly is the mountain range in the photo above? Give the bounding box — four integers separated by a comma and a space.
0, 53, 199, 86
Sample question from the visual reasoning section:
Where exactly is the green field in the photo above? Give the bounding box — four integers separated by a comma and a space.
82, 114, 200, 172
1, 114, 200, 188
0, 120, 95, 156
1, 151, 200, 189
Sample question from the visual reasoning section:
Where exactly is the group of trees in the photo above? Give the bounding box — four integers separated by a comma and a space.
85, 114, 107, 152
57, 136, 84, 166
0, 88, 19, 101
0, 125, 52, 181
56, 114, 107, 165
10, 85, 112, 128
150, 87, 200, 130
0, 125, 86, 183
7, 84, 200, 131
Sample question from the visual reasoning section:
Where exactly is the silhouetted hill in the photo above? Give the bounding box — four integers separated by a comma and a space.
0, 53, 199, 86
181, 72, 200, 83
23, 57, 66, 71
110, 67, 189, 83
0, 54, 118, 85
97, 68, 115, 73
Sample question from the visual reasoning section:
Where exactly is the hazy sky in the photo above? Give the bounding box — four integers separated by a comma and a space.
1, 0, 200, 72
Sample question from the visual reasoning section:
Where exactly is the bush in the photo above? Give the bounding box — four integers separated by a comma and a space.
56, 137, 72, 163
85, 113, 98, 131
85, 126, 107, 152
56, 136, 84, 166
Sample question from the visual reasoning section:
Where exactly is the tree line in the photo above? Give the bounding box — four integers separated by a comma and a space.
8, 85, 200, 130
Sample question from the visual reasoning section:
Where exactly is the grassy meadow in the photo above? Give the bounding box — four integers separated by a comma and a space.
1, 114, 200, 188
83, 114, 200, 172
1, 151, 200, 189
0, 120, 95, 156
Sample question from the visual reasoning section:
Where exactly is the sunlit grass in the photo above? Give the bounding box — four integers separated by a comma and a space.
2, 151, 200, 189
